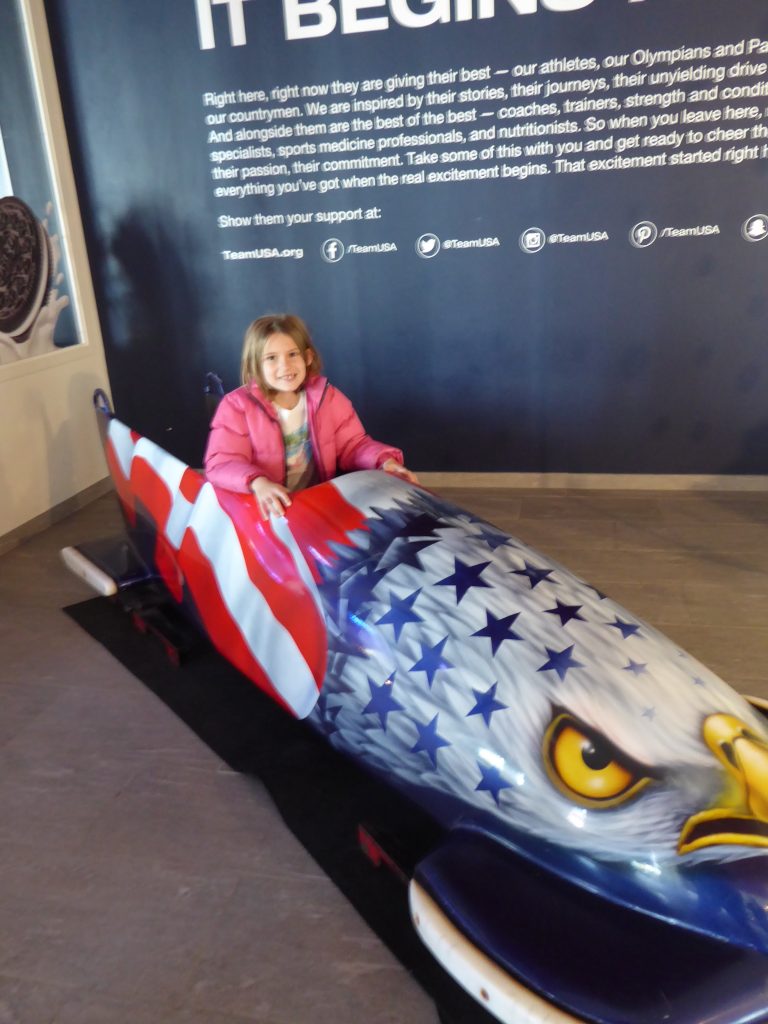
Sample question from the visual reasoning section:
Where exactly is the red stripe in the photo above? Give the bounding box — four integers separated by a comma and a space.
130, 458, 182, 600
213, 488, 327, 686
285, 484, 368, 581
180, 467, 204, 503
131, 458, 173, 532
102, 427, 364, 709
155, 534, 183, 602
178, 528, 296, 713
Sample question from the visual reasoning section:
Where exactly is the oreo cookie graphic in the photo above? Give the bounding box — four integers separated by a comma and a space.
0, 196, 51, 341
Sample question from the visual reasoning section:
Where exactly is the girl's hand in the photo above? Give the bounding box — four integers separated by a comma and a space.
381, 458, 419, 485
250, 476, 292, 520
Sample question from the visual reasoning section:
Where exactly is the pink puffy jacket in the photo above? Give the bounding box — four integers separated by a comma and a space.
204, 376, 404, 493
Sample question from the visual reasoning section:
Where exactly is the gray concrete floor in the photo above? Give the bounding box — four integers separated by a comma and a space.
2, 486, 768, 1022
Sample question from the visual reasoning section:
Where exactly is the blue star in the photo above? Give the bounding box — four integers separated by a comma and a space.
376, 537, 437, 573
642, 706, 656, 720
410, 637, 453, 687
326, 627, 369, 658
545, 601, 585, 626
608, 617, 641, 640
316, 577, 344, 627
342, 563, 387, 617
411, 714, 451, 768
403, 492, 453, 522
467, 682, 508, 726
472, 610, 521, 654
316, 692, 338, 717
315, 694, 344, 735
366, 506, 442, 571
475, 761, 512, 805
376, 589, 424, 641
538, 645, 584, 681
473, 525, 511, 551
692, 676, 707, 687
368, 504, 409, 541
624, 659, 648, 676
363, 675, 404, 729
396, 512, 445, 540
512, 561, 555, 589
436, 558, 492, 603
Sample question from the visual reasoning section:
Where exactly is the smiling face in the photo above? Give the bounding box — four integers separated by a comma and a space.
260, 332, 313, 401
240, 314, 322, 397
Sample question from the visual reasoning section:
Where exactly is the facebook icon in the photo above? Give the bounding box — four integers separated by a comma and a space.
321, 239, 345, 263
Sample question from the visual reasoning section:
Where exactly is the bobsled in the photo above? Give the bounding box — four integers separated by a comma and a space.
62, 391, 768, 1024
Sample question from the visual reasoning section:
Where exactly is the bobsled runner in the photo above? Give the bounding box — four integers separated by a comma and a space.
62, 390, 768, 1024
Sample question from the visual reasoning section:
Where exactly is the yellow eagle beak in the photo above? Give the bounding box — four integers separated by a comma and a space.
679, 713, 768, 854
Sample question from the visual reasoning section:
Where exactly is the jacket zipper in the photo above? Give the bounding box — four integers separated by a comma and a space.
307, 380, 330, 482
245, 390, 288, 485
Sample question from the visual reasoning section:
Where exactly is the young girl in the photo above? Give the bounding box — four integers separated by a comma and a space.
204, 314, 418, 519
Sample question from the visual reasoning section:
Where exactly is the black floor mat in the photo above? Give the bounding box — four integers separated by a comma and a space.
65, 596, 495, 1024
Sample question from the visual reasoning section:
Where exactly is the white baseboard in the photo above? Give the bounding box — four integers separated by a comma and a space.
0, 477, 113, 557
417, 472, 768, 492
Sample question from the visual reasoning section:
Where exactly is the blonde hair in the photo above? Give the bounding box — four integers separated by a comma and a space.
240, 313, 322, 394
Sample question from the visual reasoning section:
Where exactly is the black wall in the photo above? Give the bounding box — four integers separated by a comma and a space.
43, 0, 768, 471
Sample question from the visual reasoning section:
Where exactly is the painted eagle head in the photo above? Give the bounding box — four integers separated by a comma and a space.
307, 473, 768, 873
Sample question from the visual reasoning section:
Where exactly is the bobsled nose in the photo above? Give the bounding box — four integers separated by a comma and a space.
679, 713, 768, 854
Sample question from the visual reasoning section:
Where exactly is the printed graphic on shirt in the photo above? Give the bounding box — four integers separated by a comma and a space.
276, 393, 317, 492
284, 420, 317, 492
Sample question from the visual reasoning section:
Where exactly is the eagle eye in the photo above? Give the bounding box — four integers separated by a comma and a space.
543, 713, 652, 808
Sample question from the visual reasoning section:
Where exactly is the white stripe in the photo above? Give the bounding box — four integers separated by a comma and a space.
108, 419, 137, 481
269, 514, 326, 623
130, 436, 196, 549
134, 438, 188, 498
330, 470, 417, 518
165, 491, 194, 549
105, 424, 319, 716
189, 485, 320, 718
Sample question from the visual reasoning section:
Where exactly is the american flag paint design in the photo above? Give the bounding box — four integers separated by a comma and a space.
105, 417, 768, 870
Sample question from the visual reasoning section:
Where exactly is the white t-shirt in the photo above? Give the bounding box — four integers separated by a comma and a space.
274, 391, 317, 492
